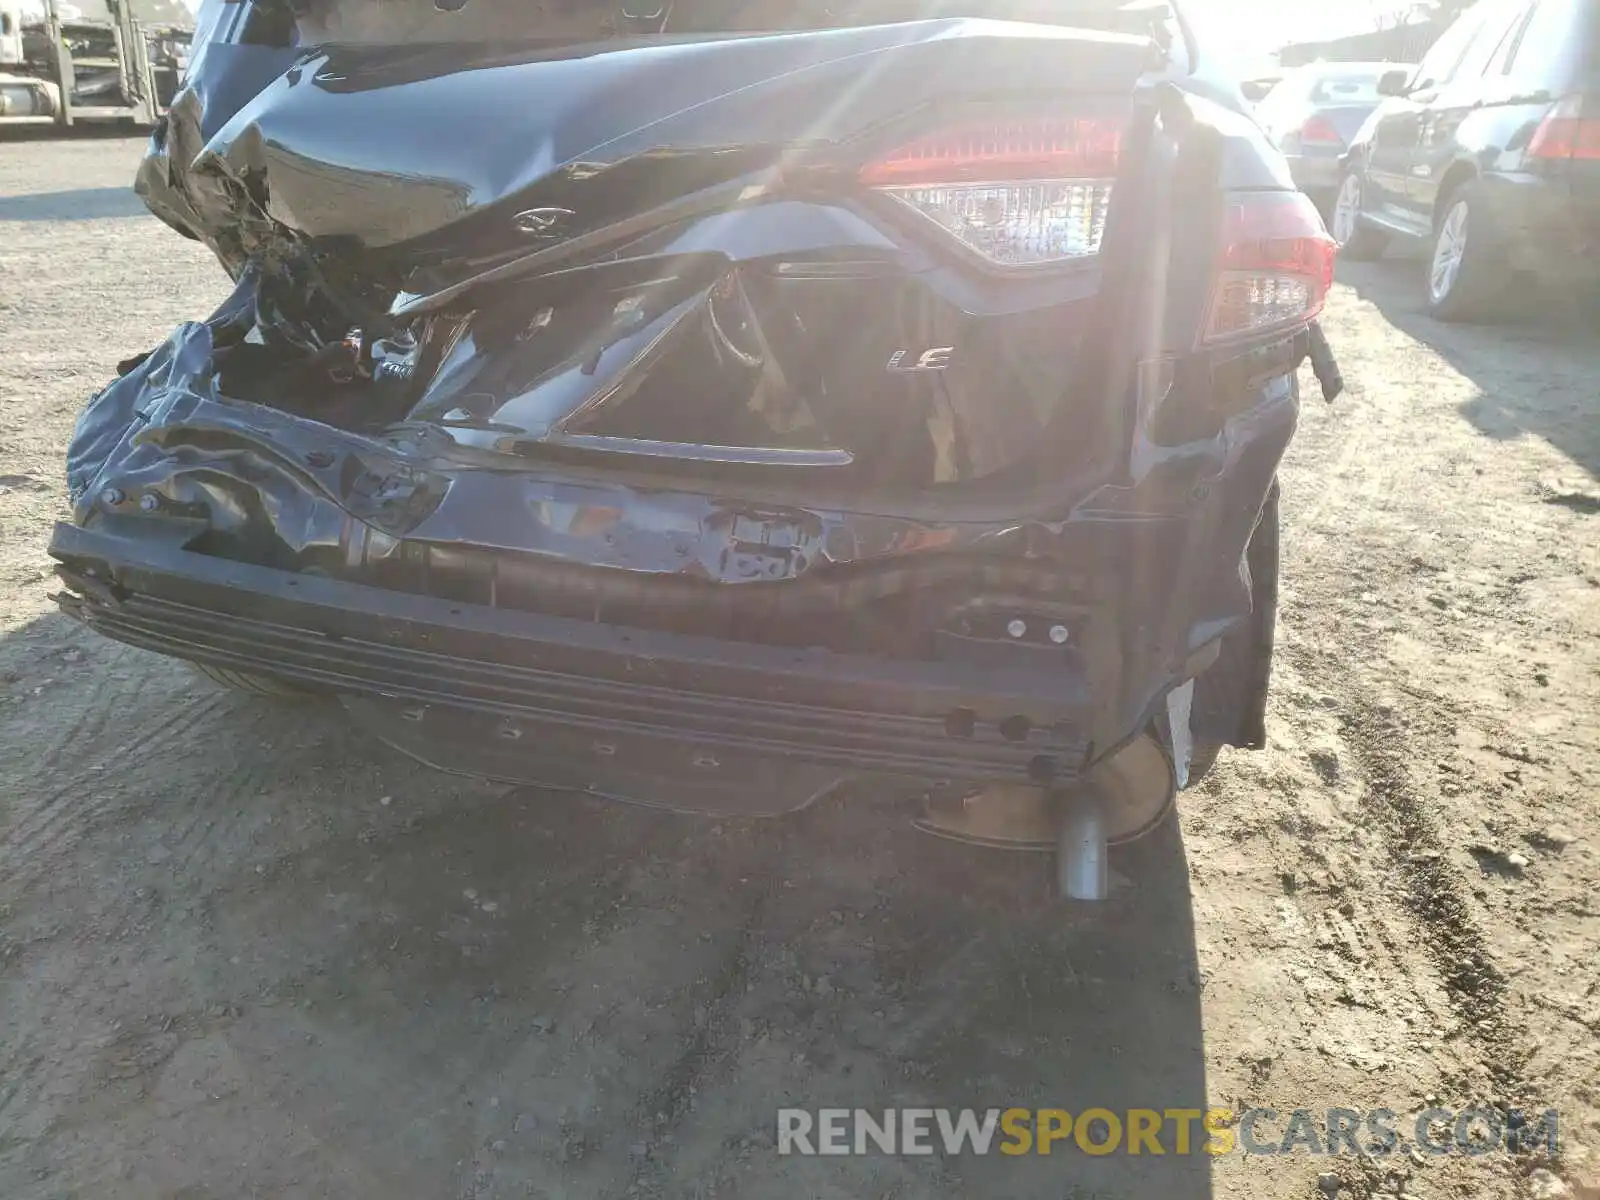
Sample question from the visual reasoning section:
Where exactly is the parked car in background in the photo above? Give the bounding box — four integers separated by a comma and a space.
1254, 61, 1394, 212
1332, 0, 1600, 321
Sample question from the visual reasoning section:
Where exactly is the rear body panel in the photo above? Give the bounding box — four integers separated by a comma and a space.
53, 0, 1317, 811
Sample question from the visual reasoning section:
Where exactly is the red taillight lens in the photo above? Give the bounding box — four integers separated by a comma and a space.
860, 117, 1121, 185
1299, 114, 1344, 147
1529, 94, 1600, 160
1202, 191, 1337, 345
860, 117, 1123, 266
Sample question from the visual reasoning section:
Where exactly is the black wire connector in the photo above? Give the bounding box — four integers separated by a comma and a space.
1305, 319, 1344, 403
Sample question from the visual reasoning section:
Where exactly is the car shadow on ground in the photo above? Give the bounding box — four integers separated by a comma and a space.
1337, 257, 1600, 483
0, 608, 1213, 1199
0, 185, 147, 222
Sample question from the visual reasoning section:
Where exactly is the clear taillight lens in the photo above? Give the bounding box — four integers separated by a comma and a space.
861, 117, 1122, 266
1202, 190, 1337, 344
878, 180, 1114, 265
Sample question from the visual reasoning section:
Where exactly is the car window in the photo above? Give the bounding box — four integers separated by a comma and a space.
1451, 0, 1536, 82
1308, 73, 1384, 105
1505, 0, 1592, 87
1411, 7, 1494, 91
1592, 2, 1600, 77
1485, 3, 1538, 75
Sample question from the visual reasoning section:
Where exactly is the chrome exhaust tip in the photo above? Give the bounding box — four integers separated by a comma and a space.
1056, 787, 1110, 901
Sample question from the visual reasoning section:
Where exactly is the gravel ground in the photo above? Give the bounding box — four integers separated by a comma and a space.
1, 135, 1597, 1200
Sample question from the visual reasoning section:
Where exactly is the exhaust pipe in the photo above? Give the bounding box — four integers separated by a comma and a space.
1056, 788, 1110, 901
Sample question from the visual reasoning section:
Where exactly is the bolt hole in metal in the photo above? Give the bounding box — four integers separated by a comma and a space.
1003, 617, 1069, 644
998, 715, 1032, 743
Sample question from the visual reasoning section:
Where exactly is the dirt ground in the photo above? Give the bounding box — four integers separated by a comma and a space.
1, 135, 1596, 1200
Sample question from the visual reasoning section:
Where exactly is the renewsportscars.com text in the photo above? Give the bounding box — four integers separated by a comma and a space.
776, 1107, 1560, 1157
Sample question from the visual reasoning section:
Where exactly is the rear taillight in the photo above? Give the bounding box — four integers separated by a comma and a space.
1299, 114, 1344, 147
1202, 191, 1337, 345
1529, 94, 1600, 161
860, 117, 1122, 266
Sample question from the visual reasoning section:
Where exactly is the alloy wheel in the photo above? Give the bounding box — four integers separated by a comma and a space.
1430, 199, 1470, 304
1333, 173, 1363, 246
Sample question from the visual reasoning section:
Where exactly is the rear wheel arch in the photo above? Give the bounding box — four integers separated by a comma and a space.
1433, 162, 1480, 227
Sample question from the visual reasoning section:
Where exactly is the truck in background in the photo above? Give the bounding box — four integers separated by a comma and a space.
0, 0, 190, 129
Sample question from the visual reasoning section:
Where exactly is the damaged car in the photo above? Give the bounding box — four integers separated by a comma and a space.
50, 0, 1342, 899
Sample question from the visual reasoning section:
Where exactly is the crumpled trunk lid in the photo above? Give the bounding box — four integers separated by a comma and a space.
146, 17, 1156, 278
129, 6, 1159, 491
